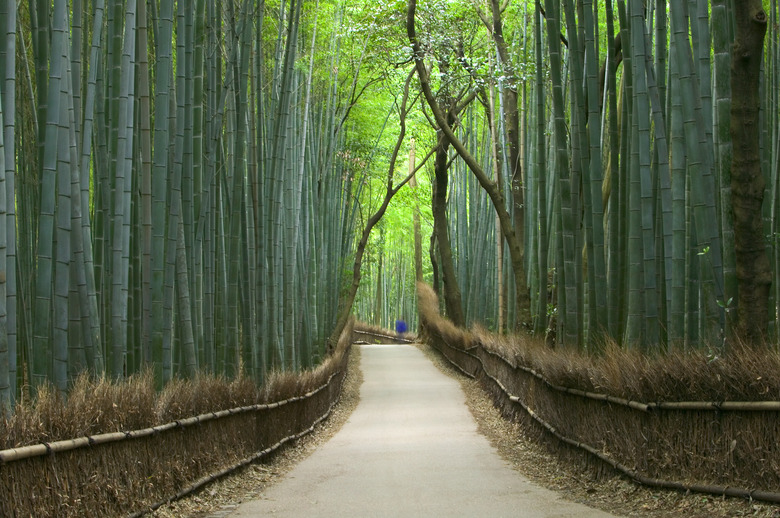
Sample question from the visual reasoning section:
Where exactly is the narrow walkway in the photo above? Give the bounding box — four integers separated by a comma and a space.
227, 344, 617, 517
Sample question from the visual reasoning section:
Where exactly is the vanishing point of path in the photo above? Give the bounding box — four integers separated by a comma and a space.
226, 343, 619, 517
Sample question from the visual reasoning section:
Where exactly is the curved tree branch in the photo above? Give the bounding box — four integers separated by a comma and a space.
407, 0, 532, 328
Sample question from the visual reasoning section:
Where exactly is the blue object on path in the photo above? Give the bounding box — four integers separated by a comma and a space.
395, 320, 407, 334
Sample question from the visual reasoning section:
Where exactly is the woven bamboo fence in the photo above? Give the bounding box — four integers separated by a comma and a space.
420, 310, 780, 504
0, 323, 354, 518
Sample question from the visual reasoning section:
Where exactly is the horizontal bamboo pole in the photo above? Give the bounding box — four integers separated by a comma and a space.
124, 341, 351, 516
648, 400, 780, 411
423, 316, 780, 504
127, 390, 343, 518
479, 341, 780, 413
428, 330, 480, 378
0, 370, 341, 465
480, 366, 780, 505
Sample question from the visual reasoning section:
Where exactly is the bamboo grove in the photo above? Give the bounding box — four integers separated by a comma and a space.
352, 1, 779, 353
1, 0, 779, 406
0, 0, 385, 407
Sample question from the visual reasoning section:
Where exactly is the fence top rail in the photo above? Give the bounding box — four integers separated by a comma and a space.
478, 343, 780, 412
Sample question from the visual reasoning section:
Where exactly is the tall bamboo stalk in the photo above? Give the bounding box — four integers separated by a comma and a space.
0, 0, 15, 406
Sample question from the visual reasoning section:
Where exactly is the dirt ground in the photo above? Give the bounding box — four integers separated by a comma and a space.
151, 343, 780, 518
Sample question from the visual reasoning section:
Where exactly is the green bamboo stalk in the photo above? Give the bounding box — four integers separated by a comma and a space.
201, 0, 220, 373
624, 18, 644, 346
265, 0, 303, 368
96, 1, 125, 352
190, 0, 207, 368
201, 180, 215, 373
582, 0, 608, 346
236, 0, 257, 377
0, 0, 16, 405
109, 0, 137, 379
654, 0, 667, 119
70, 0, 82, 146
91, 21, 110, 354
290, 1, 320, 368
616, 1, 635, 346
176, 213, 197, 377
694, 0, 713, 158
533, 2, 548, 336
642, 28, 673, 350
33, 0, 69, 389
32, 0, 50, 167
0, 89, 8, 406
16, 26, 39, 397
74, 0, 106, 375
667, 32, 687, 346
543, 0, 578, 347
3, 9, 15, 404
712, 0, 737, 336
163, 0, 196, 379
669, 0, 724, 345
628, 0, 658, 349
65, 34, 95, 378
53, 31, 73, 391
561, 0, 589, 346
215, 181, 228, 376
770, 1, 780, 340
151, 0, 174, 385
136, 0, 152, 366
282, 0, 305, 369
605, 0, 624, 341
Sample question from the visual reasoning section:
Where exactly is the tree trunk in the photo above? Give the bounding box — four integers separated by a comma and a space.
407, 0, 531, 329
430, 234, 440, 296
433, 130, 465, 327
488, 0, 524, 264
731, 1, 769, 345
410, 141, 424, 283
374, 250, 384, 326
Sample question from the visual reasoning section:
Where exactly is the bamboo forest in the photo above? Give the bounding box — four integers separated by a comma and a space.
0, 0, 777, 407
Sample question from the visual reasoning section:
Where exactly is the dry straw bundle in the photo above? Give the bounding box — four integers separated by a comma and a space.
417, 282, 780, 501
0, 319, 354, 517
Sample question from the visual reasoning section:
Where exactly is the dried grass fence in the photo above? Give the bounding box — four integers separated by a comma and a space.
417, 282, 780, 504
0, 321, 354, 518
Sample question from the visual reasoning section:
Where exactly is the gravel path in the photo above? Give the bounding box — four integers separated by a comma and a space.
221, 343, 617, 518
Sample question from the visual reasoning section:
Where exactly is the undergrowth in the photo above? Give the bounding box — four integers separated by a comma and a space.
0, 342, 348, 451
0, 370, 263, 450
418, 282, 780, 403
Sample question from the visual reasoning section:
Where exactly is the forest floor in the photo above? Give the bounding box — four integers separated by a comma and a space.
151, 342, 780, 518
